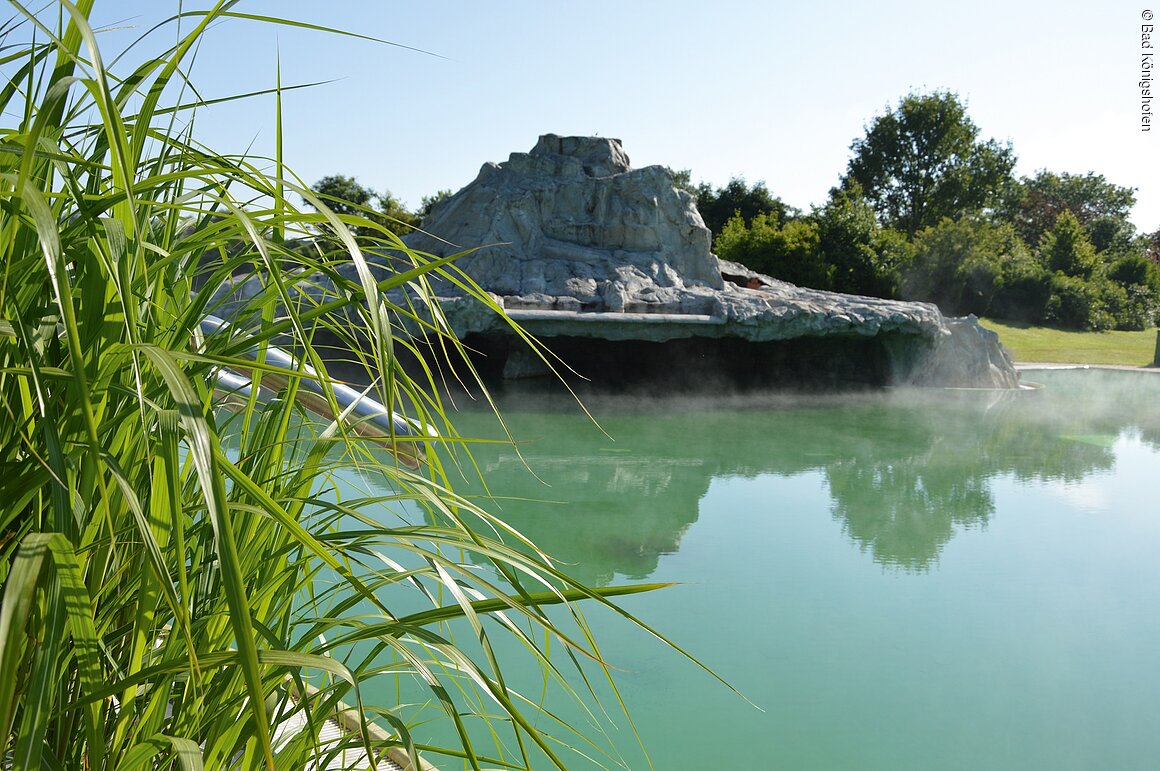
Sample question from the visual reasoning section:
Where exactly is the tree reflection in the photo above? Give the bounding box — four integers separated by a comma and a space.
421, 370, 1160, 581
828, 461, 993, 570
820, 385, 1119, 569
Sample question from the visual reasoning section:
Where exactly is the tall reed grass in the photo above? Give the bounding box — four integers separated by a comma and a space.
0, 3, 695, 768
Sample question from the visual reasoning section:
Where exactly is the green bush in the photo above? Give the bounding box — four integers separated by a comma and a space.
1104, 283, 1158, 330
904, 217, 1029, 317
988, 255, 1052, 322
716, 212, 833, 289
1044, 274, 1112, 330
1039, 210, 1099, 279
1107, 252, 1153, 287
813, 184, 911, 297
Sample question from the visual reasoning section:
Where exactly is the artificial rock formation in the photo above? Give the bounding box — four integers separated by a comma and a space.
407, 134, 723, 310
399, 134, 1018, 388
210, 134, 1018, 388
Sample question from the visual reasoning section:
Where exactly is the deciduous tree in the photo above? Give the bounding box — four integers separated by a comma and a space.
308, 174, 419, 236
418, 188, 453, 221
1005, 170, 1137, 254
693, 177, 793, 243
843, 91, 1016, 235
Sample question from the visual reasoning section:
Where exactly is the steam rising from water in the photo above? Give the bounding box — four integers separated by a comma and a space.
439, 368, 1160, 578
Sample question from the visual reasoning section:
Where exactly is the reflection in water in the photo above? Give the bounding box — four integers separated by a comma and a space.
470, 442, 711, 584
829, 462, 993, 570
421, 370, 1160, 579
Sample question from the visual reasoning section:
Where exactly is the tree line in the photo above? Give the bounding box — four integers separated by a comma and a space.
305, 174, 451, 238
680, 91, 1159, 331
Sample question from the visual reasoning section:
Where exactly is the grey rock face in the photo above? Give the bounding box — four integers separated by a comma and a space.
406, 133, 722, 305
399, 134, 1018, 388
908, 316, 1020, 389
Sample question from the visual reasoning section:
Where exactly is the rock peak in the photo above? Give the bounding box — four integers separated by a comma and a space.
408, 134, 721, 302
526, 134, 631, 177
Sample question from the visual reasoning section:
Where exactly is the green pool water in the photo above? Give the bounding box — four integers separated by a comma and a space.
371, 368, 1160, 769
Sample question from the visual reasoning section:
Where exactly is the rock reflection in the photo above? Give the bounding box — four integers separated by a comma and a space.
414, 369, 1160, 580
453, 422, 714, 586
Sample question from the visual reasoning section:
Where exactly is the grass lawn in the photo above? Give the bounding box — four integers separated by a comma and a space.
980, 319, 1160, 367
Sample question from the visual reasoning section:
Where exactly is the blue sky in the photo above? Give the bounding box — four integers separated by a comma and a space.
92, 0, 1157, 231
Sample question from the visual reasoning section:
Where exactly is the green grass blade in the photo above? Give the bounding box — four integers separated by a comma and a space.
137, 344, 275, 766
0, 535, 52, 756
